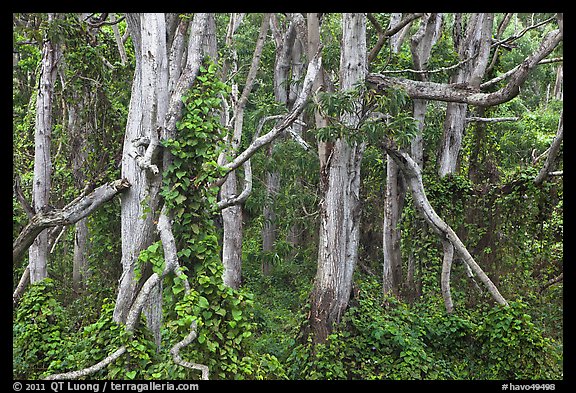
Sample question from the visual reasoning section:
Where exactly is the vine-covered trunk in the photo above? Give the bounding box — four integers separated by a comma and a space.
309, 13, 366, 343
113, 14, 209, 343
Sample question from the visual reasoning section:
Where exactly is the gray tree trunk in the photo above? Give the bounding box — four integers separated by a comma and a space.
382, 13, 442, 298
68, 91, 90, 293
262, 13, 304, 275
309, 13, 366, 343
113, 13, 166, 324
29, 14, 60, 284
220, 14, 270, 288
438, 13, 493, 177
114, 14, 209, 348
382, 157, 405, 296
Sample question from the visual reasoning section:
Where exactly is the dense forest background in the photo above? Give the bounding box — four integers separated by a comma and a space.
13, 13, 563, 381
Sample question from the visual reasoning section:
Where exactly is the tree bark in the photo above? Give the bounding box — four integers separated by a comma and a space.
382, 157, 405, 296
13, 179, 131, 265
441, 239, 455, 313
29, 14, 60, 283
309, 13, 366, 343
113, 13, 166, 324
438, 13, 493, 177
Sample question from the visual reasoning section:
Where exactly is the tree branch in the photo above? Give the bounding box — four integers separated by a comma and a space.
170, 321, 209, 380
367, 29, 562, 107
13, 178, 131, 265
381, 138, 508, 307
367, 13, 423, 64
534, 111, 563, 185
217, 159, 252, 210
214, 47, 322, 186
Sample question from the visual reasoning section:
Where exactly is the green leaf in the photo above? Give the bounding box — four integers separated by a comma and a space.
232, 309, 242, 321
175, 194, 187, 204
198, 296, 209, 309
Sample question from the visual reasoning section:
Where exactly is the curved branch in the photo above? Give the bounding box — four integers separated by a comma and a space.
13, 178, 131, 265
367, 29, 562, 107
217, 47, 322, 183
382, 139, 508, 306
217, 159, 252, 210
44, 347, 127, 380
534, 111, 563, 185
170, 321, 209, 380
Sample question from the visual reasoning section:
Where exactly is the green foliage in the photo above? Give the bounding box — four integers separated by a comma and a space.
161, 60, 228, 264
285, 276, 562, 380
13, 279, 68, 379
474, 301, 562, 379
309, 81, 418, 148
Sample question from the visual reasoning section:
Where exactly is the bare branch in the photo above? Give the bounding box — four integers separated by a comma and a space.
44, 347, 127, 380
13, 178, 131, 265
217, 159, 252, 210
367, 13, 424, 63
367, 29, 562, 107
13, 175, 35, 219
466, 116, 519, 123
170, 321, 210, 380
535, 111, 563, 185
219, 47, 322, 179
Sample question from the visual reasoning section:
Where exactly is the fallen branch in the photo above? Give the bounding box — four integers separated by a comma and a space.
44, 347, 127, 380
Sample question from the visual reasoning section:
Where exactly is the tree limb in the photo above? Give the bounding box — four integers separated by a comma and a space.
170, 321, 209, 380
367, 13, 423, 64
381, 138, 508, 306
217, 159, 252, 210
13, 178, 131, 265
13, 175, 35, 219
534, 111, 563, 185
367, 29, 562, 107
215, 47, 322, 185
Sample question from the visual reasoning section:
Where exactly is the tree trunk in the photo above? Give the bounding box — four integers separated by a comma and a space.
113, 14, 209, 347
437, 13, 493, 177
220, 14, 270, 289
29, 14, 60, 284
262, 13, 303, 275
113, 13, 166, 324
309, 13, 366, 343
68, 91, 90, 294
262, 165, 280, 276
382, 156, 405, 296
382, 13, 442, 299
